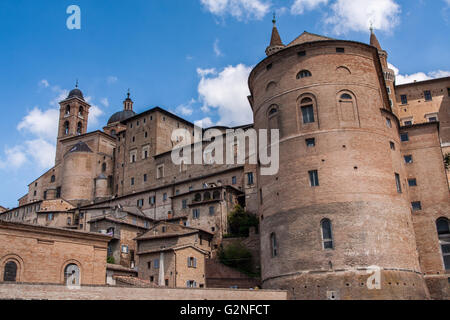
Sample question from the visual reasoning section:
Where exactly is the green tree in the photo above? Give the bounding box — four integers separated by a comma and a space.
107, 256, 115, 264
227, 205, 259, 237
218, 242, 255, 276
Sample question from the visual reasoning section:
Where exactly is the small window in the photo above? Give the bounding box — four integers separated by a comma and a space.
266, 63, 273, 71
270, 233, 277, 257
428, 117, 438, 123
297, 70, 312, 79
386, 118, 392, 128
182, 199, 188, 209
400, 133, 409, 142
447, 88, 450, 97
131, 178, 135, 186
187, 257, 197, 268
268, 107, 278, 116
232, 176, 237, 185
404, 121, 412, 126
162, 226, 166, 233
408, 179, 417, 187
386, 87, 391, 94
340, 93, 352, 100
390, 142, 396, 150
401, 95, 408, 105
301, 106, 315, 124
424, 90, 432, 101
163, 193, 167, 201
247, 172, 254, 185
3, 261, 17, 282
209, 206, 215, 215
143, 174, 147, 182
121, 245, 129, 254
193, 209, 200, 219
404, 155, 413, 164
51, 175, 56, 183
411, 202, 422, 211
309, 170, 319, 187
102, 163, 106, 172
154, 259, 159, 269
395, 173, 402, 193
336, 47, 345, 53
306, 138, 316, 147
147, 261, 151, 269
321, 219, 334, 250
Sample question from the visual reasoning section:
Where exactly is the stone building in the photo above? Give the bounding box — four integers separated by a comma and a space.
136, 222, 213, 288
0, 21, 449, 299
0, 206, 7, 214
0, 220, 110, 285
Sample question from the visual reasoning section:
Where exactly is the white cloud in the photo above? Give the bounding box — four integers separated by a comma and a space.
17, 107, 59, 141
39, 79, 50, 88
197, 64, 253, 127
24, 139, 55, 169
291, 0, 328, 15
214, 39, 223, 57
107, 76, 118, 84
200, 0, 271, 20
101, 98, 109, 107
389, 63, 450, 85
176, 99, 196, 116
0, 146, 27, 170
195, 117, 214, 128
324, 0, 401, 34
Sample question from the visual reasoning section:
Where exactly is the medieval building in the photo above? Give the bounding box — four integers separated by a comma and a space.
1, 21, 449, 300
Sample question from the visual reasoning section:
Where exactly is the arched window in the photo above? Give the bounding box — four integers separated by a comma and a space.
65, 105, 70, 116
78, 106, 83, 117
204, 192, 211, 201
436, 218, 450, 270
213, 191, 220, 200
321, 219, 334, 250
64, 264, 80, 286
270, 233, 277, 257
51, 175, 55, 183
340, 93, 353, 100
3, 261, 17, 282
102, 163, 107, 172
297, 70, 312, 79
300, 97, 315, 124
76, 122, 82, 135
194, 193, 202, 202
268, 106, 278, 117
266, 81, 277, 92
64, 121, 70, 135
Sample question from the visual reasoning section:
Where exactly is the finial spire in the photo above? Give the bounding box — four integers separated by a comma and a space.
369, 21, 374, 34
75, 79, 79, 88
127, 88, 130, 99
272, 12, 276, 26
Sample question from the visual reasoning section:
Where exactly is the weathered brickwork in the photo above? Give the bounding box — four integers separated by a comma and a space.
0, 221, 109, 285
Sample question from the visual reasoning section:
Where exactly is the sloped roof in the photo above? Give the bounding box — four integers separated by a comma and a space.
287, 31, 333, 47
136, 221, 213, 241
38, 199, 75, 213
66, 141, 93, 155
269, 26, 283, 47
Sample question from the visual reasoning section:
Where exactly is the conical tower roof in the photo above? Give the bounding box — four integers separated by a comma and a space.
265, 14, 285, 56
370, 28, 382, 51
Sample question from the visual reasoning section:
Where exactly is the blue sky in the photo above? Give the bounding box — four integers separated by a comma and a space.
0, 0, 449, 208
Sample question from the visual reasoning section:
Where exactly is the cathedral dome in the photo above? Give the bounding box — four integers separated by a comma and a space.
67, 88, 84, 100
107, 110, 136, 124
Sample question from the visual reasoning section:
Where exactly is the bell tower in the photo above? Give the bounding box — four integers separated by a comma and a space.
55, 82, 91, 164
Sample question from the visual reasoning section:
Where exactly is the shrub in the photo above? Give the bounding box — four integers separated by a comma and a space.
107, 256, 115, 264
218, 242, 255, 276
227, 205, 259, 237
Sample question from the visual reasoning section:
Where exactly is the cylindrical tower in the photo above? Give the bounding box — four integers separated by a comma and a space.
249, 36, 429, 299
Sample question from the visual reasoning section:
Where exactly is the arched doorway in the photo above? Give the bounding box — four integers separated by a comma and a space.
3, 261, 17, 282
64, 264, 80, 286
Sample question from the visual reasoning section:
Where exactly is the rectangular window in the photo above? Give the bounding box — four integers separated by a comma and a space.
298, 51, 306, 56
336, 47, 345, 53
157, 165, 164, 179
386, 87, 391, 94
247, 172, 254, 185
131, 177, 135, 186
411, 202, 422, 211
395, 173, 402, 193
182, 199, 188, 209
408, 179, 417, 187
306, 138, 316, 147
147, 261, 151, 269
309, 170, 319, 187
187, 257, 197, 268
404, 121, 413, 126
143, 174, 147, 182
232, 176, 237, 185
209, 206, 215, 215
400, 95, 408, 105
149, 196, 156, 205
154, 259, 159, 269
121, 245, 129, 254
386, 118, 392, 128
428, 117, 438, 123
163, 193, 167, 201
424, 90, 432, 101
404, 155, 413, 164
390, 141, 396, 150
301, 106, 315, 124
193, 209, 200, 219
137, 199, 144, 207
400, 133, 409, 142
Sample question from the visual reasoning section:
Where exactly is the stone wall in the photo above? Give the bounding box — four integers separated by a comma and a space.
0, 282, 287, 300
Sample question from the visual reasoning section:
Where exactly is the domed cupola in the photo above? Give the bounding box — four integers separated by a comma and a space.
67, 80, 84, 100
107, 90, 136, 124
